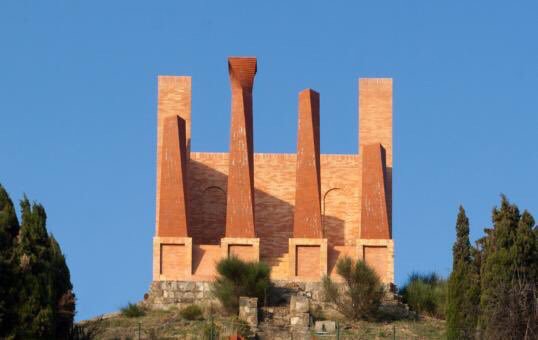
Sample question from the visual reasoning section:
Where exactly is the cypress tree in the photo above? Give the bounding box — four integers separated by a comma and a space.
0, 184, 20, 336
50, 235, 76, 338
13, 198, 56, 338
0, 185, 75, 338
479, 196, 537, 339
446, 206, 479, 339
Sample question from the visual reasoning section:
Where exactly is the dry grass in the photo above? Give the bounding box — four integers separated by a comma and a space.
78, 308, 446, 339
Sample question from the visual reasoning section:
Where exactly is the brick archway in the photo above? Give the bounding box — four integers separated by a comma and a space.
201, 186, 226, 244
322, 188, 346, 246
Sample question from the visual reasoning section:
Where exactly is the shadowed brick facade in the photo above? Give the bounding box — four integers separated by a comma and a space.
153, 57, 394, 284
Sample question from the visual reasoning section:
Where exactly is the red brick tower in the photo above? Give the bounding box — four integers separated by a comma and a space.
289, 89, 328, 280
225, 57, 257, 238
293, 89, 322, 238
155, 76, 192, 237
153, 76, 193, 281
357, 78, 394, 283
359, 78, 392, 236
222, 57, 260, 261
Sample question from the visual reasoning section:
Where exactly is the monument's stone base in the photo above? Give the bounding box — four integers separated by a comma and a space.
143, 279, 399, 313
142, 280, 330, 311
142, 281, 216, 310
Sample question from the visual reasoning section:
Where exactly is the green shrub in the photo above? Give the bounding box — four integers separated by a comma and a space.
400, 273, 447, 319
211, 256, 271, 314
180, 304, 203, 320
120, 303, 145, 318
322, 257, 384, 320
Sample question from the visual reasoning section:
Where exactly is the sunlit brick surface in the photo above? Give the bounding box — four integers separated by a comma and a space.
364, 246, 389, 282
152, 58, 394, 284
161, 244, 189, 279
296, 246, 321, 278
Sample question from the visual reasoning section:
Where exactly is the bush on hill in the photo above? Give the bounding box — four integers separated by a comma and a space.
211, 256, 271, 314
322, 257, 384, 320
400, 272, 447, 319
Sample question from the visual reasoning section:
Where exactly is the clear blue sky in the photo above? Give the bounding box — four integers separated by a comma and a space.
1, 1, 537, 321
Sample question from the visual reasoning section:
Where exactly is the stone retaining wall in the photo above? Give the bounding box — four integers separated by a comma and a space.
142, 281, 216, 309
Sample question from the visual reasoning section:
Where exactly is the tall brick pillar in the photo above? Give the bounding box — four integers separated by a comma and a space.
153, 76, 193, 281
359, 78, 392, 229
222, 57, 259, 261
293, 89, 322, 238
357, 79, 394, 284
289, 89, 327, 281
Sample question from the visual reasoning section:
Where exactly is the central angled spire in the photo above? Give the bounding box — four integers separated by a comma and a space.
225, 57, 257, 237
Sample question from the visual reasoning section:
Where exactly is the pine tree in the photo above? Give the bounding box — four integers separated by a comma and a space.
0, 184, 20, 336
479, 196, 537, 339
446, 206, 480, 339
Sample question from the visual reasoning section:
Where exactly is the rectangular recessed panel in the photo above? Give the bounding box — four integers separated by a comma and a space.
161, 244, 188, 279
296, 245, 320, 277
363, 246, 388, 281
228, 245, 256, 262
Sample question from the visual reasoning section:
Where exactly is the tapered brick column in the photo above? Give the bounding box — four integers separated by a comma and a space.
223, 57, 259, 261
293, 89, 322, 238
357, 143, 393, 284
154, 76, 192, 281
156, 116, 190, 237
290, 89, 327, 281
359, 78, 392, 228
360, 143, 389, 239
225, 57, 256, 238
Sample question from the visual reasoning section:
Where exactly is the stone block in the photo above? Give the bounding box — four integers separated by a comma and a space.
290, 313, 309, 327
290, 295, 309, 314
315, 320, 336, 333
239, 296, 258, 329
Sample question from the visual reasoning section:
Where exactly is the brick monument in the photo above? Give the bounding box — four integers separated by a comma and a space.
152, 57, 394, 285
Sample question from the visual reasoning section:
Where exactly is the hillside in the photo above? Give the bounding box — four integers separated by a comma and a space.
77, 308, 446, 339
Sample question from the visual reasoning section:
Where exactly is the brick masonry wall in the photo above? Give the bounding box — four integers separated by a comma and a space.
161, 244, 189, 279
364, 246, 390, 282
296, 246, 321, 278
153, 73, 394, 285
188, 152, 361, 259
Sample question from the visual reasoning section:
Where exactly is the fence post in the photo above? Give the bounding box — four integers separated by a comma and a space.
393, 324, 396, 340
336, 321, 340, 340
